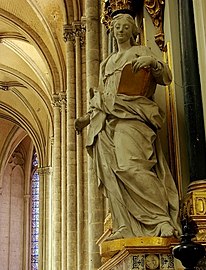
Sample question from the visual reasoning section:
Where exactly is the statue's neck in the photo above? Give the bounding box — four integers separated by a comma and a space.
117, 42, 132, 53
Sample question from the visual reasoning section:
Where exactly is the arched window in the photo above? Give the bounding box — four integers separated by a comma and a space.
31, 152, 39, 270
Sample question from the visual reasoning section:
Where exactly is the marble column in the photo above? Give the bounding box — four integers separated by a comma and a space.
86, 1, 105, 269
52, 95, 61, 270
63, 25, 77, 270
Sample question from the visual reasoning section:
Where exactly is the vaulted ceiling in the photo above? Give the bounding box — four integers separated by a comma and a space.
0, 0, 85, 170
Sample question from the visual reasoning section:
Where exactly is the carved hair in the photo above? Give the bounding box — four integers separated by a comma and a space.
110, 13, 139, 50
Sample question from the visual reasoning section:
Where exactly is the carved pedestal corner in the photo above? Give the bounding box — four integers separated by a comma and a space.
97, 236, 180, 270
183, 180, 206, 242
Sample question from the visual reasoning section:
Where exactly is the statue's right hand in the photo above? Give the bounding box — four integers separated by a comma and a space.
132, 55, 156, 72
74, 118, 82, 134
74, 114, 90, 134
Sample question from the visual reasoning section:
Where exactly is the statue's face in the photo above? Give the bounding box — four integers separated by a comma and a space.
113, 17, 133, 44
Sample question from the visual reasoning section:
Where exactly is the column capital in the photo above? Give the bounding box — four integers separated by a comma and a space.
59, 92, 67, 105
73, 20, 86, 47
38, 166, 52, 176
63, 21, 86, 47
63, 24, 75, 43
52, 94, 61, 107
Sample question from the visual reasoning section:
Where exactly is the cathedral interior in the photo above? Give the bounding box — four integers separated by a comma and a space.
0, 0, 206, 269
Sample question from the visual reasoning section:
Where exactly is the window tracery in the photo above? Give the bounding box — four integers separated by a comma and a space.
31, 152, 39, 270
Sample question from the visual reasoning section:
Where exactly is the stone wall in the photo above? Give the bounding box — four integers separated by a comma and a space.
0, 164, 24, 270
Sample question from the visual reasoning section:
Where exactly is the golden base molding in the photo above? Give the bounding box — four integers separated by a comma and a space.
99, 236, 179, 259
98, 237, 179, 270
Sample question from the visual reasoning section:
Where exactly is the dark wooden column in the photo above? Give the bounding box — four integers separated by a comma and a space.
178, 0, 206, 181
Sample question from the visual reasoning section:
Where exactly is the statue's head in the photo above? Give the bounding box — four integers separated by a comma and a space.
111, 13, 139, 48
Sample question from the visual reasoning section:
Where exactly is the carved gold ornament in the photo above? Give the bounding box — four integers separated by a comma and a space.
145, 254, 160, 269
144, 0, 165, 51
182, 181, 206, 243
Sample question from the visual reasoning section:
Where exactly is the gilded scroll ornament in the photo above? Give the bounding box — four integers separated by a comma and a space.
144, 0, 165, 51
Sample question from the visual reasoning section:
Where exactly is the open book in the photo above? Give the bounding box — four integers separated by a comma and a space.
117, 64, 151, 96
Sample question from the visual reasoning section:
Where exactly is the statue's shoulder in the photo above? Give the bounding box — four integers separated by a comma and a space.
101, 52, 115, 64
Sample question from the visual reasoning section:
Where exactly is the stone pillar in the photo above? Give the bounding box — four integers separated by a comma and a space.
73, 21, 85, 270
80, 18, 89, 269
60, 93, 67, 270
22, 146, 32, 270
63, 25, 77, 270
23, 194, 30, 270
38, 167, 44, 270
86, 1, 105, 269
52, 95, 61, 270
38, 166, 52, 270
101, 23, 108, 61
75, 23, 83, 269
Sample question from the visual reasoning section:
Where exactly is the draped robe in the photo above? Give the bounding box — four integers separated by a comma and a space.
86, 46, 181, 237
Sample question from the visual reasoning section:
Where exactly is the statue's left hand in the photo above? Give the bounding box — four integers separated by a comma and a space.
132, 56, 156, 73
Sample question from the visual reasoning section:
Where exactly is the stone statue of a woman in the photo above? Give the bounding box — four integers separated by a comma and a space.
75, 13, 181, 240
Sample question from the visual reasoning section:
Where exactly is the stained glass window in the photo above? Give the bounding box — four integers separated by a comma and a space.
31, 152, 39, 270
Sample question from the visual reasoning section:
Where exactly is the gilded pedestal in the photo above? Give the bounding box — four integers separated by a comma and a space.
97, 236, 181, 270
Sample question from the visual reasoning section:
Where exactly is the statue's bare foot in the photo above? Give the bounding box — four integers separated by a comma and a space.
106, 226, 134, 241
106, 230, 124, 241
160, 223, 174, 237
